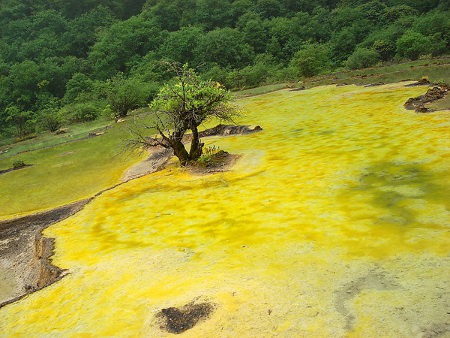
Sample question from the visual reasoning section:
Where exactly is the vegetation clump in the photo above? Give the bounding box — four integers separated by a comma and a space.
12, 160, 26, 169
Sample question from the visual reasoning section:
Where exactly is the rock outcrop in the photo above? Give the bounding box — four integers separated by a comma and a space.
404, 82, 449, 113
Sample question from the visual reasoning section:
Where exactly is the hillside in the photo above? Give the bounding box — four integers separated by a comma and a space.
1, 0, 449, 139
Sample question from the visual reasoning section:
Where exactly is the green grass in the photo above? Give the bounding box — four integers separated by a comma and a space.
0, 118, 113, 158
0, 114, 156, 219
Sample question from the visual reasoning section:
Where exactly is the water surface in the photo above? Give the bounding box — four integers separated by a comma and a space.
1, 83, 449, 337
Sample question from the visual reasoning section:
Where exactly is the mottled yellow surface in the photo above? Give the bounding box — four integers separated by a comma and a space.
1, 83, 449, 337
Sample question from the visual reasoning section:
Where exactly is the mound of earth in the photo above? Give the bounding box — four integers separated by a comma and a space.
0, 200, 90, 307
404, 77, 432, 87
189, 150, 240, 175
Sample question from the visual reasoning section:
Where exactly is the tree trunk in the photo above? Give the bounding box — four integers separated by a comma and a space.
189, 126, 204, 161
171, 139, 190, 166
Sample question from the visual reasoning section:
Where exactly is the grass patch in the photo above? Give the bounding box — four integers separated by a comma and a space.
0, 114, 156, 219
0, 118, 113, 158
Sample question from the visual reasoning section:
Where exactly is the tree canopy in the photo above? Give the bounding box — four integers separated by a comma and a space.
132, 64, 238, 165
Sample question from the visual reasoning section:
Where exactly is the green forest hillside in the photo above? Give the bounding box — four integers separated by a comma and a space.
0, 0, 449, 139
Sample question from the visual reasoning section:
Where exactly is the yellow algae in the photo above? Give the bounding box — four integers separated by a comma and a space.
1, 83, 449, 336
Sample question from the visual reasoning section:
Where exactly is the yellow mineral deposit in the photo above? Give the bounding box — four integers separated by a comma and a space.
1, 83, 449, 337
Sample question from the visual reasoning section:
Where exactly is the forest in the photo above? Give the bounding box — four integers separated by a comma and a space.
0, 0, 449, 139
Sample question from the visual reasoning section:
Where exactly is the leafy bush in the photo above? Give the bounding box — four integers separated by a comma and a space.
373, 39, 396, 61
346, 48, 380, 70
61, 103, 102, 123
396, 31, 432, 60
291, 43, 332, 78
5, 106, 36, 138
200, 65, 230, 87
106, 74, 149, 118
38, 109, 64, 132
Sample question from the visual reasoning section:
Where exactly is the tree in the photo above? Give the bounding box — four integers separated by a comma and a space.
346, 47, 380, 69
195, 28, 254, 68
291, 43, 331, 77
88, 16, 164, 80
158, 26, 204, 65
107, 74, 148, 118
396, 31, 432, 60
5, 105, 35, 138
131, 64, 238, 165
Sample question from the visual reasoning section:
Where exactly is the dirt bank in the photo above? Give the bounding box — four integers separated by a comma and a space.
0, 199, 91, 307
404, 81, 449, 112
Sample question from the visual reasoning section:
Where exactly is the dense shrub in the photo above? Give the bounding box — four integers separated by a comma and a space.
291, 43, 332, 78
372, 39, 396, 61
12, 160, 26, 169
38, 109, 64, 132
61, 103, 102, 123
346, 48, 380, 70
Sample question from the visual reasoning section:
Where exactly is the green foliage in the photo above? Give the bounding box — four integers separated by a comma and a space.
291, 43, 331, 78
106, 74, 149, 118
346, 48, 380, 70
12, 160, 26, 169
61, 103, 102, 123
38, 109, 64, 132
150, 65, 237, 126
221, 54, 282, 88
384, 5, 418, 22
372, 40, 396, 62
143, 64, 238, 164
396, 31, 432, 60
158, 26, 204, 65
412, 11, 450, 56
64, 6, 118, 58
36, 96, 63, 132
88, 16, 165, 80
195, 28, 254, 68
64, 73, 96, 104
5, 106, 35, 138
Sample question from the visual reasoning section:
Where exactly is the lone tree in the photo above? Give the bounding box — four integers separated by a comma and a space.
131, 64, 238, 165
